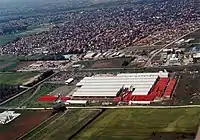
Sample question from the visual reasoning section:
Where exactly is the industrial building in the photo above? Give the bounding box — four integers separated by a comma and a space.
0, 111, 21, 125
65, 100, 88, 106
73, 71, 170, 100
65, 78, 74, 85
193, 53, 200, 63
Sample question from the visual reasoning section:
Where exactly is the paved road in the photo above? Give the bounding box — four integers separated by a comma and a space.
145, 28, 200, 67
2, 105, 200, 110
18, 85, 42, 107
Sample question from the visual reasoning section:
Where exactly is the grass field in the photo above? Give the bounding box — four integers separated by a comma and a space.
73, 108, 200, 140
23, 84, 62, 108
0, 26, 49, 46
0, 72, 39, 85
0, 35, 17, 46
2, 84, 61, 108
21, 109, 101, 140
1, 88, 36, 107
0, 55, 23, 71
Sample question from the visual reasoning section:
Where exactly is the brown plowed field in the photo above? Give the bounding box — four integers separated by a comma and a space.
0, 62, 13, 69
0, 110, 52, 140
91, 58, 131, 68
173, 72, 200, 105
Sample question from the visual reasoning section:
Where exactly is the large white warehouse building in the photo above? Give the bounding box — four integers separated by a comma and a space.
73, 71, 169, 98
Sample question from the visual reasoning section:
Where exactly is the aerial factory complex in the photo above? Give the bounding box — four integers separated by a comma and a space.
73, 71, 175, 104
1, 0, 200, 140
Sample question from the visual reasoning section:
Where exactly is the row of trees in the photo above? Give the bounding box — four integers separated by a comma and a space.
0, 84, 22, 103
23, 70, 54, 87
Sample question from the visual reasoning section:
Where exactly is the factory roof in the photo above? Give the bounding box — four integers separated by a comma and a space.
0, 111, 21, 125
129, 101, 151, 104
65, 78, 74, 84
73, 72, 169, 97
73, 91, 118, 97
65, 100, 88, 104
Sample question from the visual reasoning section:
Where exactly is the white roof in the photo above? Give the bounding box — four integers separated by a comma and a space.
132, 90, 149, 95
80, 85, 123, 89
76, 88, 120, 92
129, 101, 151, 104
66, 100, 88, 104
65, 78, 74, 83
73, 72, 168, 97
76, 81, 155, 86
73, 91, 117, 97
193, 53, 200, 58
0, 111, 21, 124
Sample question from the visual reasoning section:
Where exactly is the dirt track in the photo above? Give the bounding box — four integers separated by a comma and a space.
195, 125, 200, 140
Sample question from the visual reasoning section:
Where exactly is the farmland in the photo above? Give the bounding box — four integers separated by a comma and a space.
1, 88, 36, 107
0, 72, 39, 85
173, 72, 200, 105
0, 26, 49, 46
0, 110, 52, 140
23, 84, 62, 108
74, 108, 200, 140
91, 58, 132, 69
20, 109, 102, 140
0, 55, 22, 72
2, 83, 61, 108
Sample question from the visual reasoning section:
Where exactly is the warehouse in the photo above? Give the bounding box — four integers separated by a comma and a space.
73, 71, 169, 99
65, 78, 74, 85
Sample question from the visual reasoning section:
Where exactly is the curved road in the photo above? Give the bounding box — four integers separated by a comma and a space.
145, 28, 200, 67
0, 72, 58, 106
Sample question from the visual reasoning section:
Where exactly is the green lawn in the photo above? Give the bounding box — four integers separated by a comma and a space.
0, 35, 17, 46
1, 88, 36, 107
73, 108, 200, 140
0, 55, 25, 71
21, 109, 101, 140
0, 72, 39, 84
23, 84, 62, 108
2, 84, 61, 108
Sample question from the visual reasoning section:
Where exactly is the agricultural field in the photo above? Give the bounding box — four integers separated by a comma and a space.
23, 84, 62, 108
91, 58, 132, 68
12, 61, 35, 71
1, 88, 36, 107
75, 60, 96, 69
0, 55, 22, 72
20, 109, 102, 140
0, 110, 52, 140
173, 72, 200, 105
0, 61, 14, 70
2, 83, 62, 108
0, 26, 49, 46
0, 72, 39, 85
74, 108, 200, 140
0, 35, 17, 46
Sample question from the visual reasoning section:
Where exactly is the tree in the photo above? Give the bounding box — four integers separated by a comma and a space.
141, 50, 148, 56
122, 60, 129, 66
